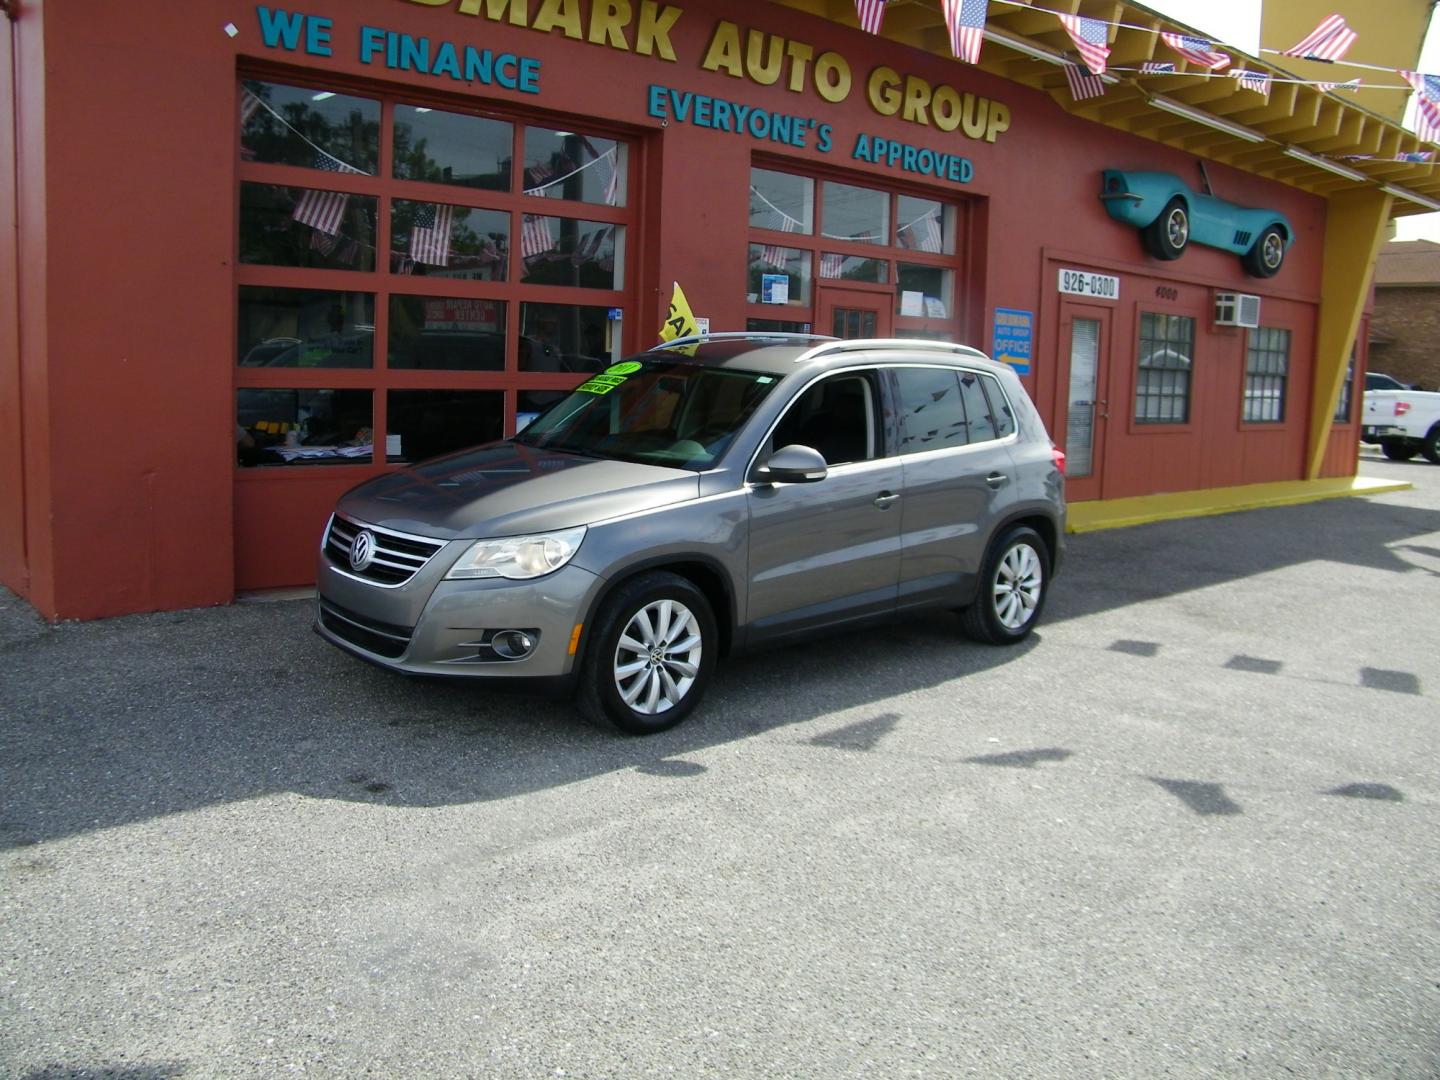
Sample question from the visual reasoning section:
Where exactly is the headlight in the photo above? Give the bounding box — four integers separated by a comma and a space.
444, 526, 587, 581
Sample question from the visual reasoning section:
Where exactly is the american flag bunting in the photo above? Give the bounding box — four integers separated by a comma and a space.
854, 0, 886, 35
1065, 62, 1107, 101
291, 152, 363, 235
1281, 14, 1358, 63
1058, 14, 1110, 76
1160, 32, 1231, 71
1141, 61, 1176, 74
410, 202, 454, 266
1401, 71, 1440, 143
942, 0, 987, 65
1231, 68, 1273, 101
820, 253, 846, 279
761, 215, 798, 268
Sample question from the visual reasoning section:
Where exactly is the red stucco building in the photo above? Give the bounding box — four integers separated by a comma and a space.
4, 0, 1436, 620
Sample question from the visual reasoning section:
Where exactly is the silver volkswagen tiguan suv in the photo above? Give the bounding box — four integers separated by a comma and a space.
316, 334, 1066, 733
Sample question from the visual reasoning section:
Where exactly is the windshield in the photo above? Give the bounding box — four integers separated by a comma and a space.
514, 361, 780, 470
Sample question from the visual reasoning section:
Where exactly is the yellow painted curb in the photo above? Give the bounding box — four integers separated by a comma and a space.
1066, 476, 1414, 534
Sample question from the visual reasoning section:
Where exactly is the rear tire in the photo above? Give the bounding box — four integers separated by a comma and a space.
961, 526, 1051, 645
1380, 439, 1419, 462
1422, 425, 1440, 465
575, 572, 716, 735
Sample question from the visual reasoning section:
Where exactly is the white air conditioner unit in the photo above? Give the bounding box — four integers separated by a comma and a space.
1214, 292, 1261, 328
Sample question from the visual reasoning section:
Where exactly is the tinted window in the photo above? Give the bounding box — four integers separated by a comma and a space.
393, 105, 512, 191
239, 81, 379, 175
979, 373, 1017, 438
771, 374, 875, 465
958, 371, 995, 441
239, 183, 376, 271
896, 368, 969, 453
238, 288, 375, 368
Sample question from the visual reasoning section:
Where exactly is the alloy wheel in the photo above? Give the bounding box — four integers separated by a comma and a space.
992, 543, 1044, 631
612, 599, 703, 715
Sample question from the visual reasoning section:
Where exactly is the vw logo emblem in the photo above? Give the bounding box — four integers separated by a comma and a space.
350, 530, 377, 572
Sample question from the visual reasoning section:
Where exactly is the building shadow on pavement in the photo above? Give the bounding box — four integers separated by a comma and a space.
1, 490, 1437, 846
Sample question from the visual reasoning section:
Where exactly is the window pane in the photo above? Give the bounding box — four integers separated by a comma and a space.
819, 253, 888, 283
518, 217, 621, 288
388, 296, 506, 371
392, 105, 512, 191
958, 371, 996, 441
749, 168, 813, 233
979, 373, 1016, 437
387, 390, 504, 463
238, 287, 375, 368
896, 368, 969, 453
1136, 312, 1194, 424
517, 388, 572, 433
390, 200, 508, 280
239, 81, 379, 175
747, 245, 812, 306
239, 183, 376, 271
236, 388, 373, 467
519, 303, 617, 373
896, 195, 951, 254
522, 128, 625, 206
821, 180, 888, 245
896, 264, 952, 318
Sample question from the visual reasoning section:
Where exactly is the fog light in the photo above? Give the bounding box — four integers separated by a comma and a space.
491, 630, 537, 660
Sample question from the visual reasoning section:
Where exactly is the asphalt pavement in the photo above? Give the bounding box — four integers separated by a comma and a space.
2, 452, 1437, 1079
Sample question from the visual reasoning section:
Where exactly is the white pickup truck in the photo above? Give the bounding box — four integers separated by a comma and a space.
1362, 373, 1440, 464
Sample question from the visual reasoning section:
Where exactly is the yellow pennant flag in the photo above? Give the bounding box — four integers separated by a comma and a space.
658, 281, 700, 344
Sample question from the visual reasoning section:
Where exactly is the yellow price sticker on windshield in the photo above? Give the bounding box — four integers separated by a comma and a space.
575, 379, 617, 395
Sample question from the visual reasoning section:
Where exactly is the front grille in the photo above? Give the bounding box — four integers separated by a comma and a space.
319, 598, 413, 659
324, 514, 446, 587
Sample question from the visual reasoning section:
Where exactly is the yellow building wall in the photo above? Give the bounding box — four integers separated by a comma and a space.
1261, 1, 1431, 122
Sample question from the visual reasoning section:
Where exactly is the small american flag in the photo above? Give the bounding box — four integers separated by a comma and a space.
1160, 32, 1231, 71
898, 212, 943, 253
1401, 72, 1440, 143
1141, 61, 1176, 74
942, 0, 986, 65
1065, 62, 1107, 101
1231, 68, 1273, 101
1318, 77, 1361, 93
240, 88, 263, 127
410, 202, 454, 266
570, 227, 610, 267
291, 152, 362, 235
394, 255, 416, 276
603, 149, 620, 206
521, 214, 553, 260
1058, 14, 1110, 76
309, 230, 337, 256
820, 253, 846, 279
854, 0, 886, 34
1281, 14, 1358, 63
1396, 150, 1434, 162
523, 162, 554, 196
761, 215, 798, 268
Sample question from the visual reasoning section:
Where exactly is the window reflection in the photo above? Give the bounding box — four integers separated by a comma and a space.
236, 389, 374, 466
522, 127, 624, 205
390, 200, 508, 279
519, 303, 616, 373
821, 180, 888, 245
896, 263, 951, 318
392, 105, 512, 191
388, 390, 504, 463
747, 244, 812, 306
896, 195, 950, 254
238, 287, 375, 368
388, 296, 506, 371
749, 168, 813, 233
239, 183, 376, 271
518, 218, 620, 288
239, 80, 379, 174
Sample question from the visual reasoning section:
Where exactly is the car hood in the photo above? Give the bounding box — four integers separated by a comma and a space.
335, 441, 701, 540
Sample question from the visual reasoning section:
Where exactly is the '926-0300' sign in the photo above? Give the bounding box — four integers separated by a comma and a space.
1058, 269, 1120, 300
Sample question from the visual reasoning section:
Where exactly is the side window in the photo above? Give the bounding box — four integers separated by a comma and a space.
896, 368, 969, 453
771, 373, 877, 465
957, 371, 996, 442
978, 373, 1017, 438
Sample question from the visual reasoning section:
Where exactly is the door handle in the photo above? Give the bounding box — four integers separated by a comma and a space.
874, 491, 900, 509
985, 472, 1010, 489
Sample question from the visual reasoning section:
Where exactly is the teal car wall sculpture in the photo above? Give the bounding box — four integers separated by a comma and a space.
1100, 170, 1292, 278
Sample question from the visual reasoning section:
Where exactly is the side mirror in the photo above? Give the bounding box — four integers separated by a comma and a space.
753, 444, 828, 485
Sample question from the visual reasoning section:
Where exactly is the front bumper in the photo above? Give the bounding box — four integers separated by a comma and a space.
315, 555, 604, 679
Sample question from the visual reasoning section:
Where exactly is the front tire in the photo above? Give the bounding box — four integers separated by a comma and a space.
576, 572, 717, 735
1380, 439, 1419, 462
1242, 225, 1286, 278
1141, 198, 1189, 260
961, 526, 1051, 645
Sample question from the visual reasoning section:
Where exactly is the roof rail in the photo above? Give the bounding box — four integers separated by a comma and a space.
648, 331, 838, 351
793, 338, 989, 363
